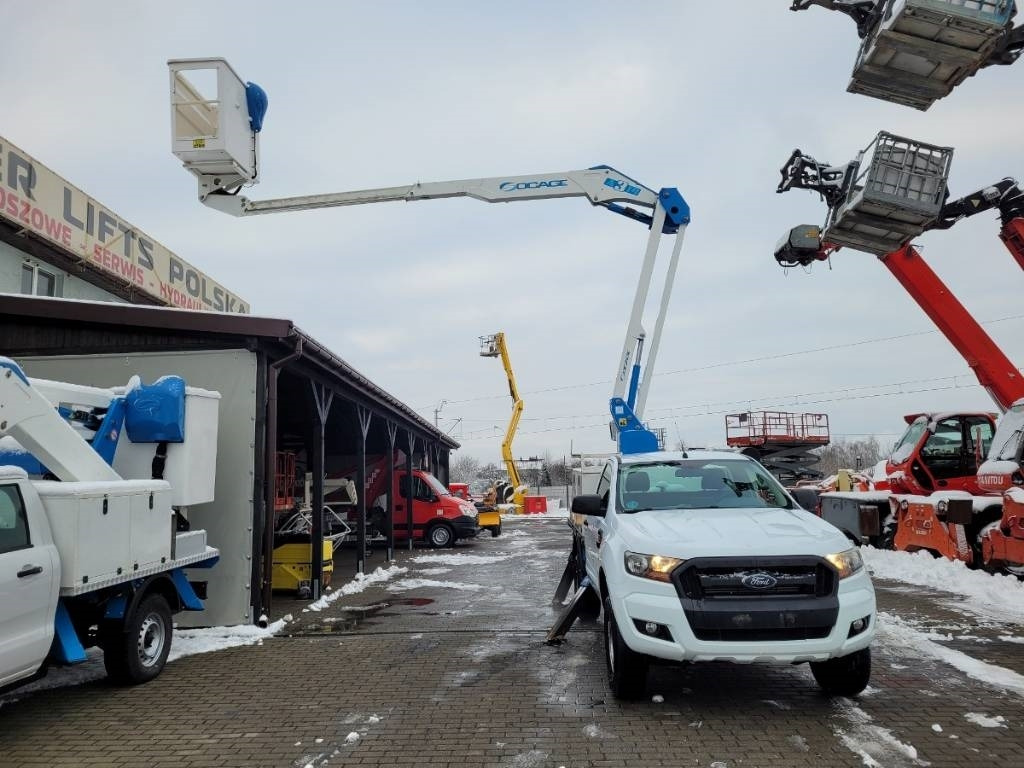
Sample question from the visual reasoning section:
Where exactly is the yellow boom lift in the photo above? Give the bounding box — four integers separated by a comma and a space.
480, 333, 526, 514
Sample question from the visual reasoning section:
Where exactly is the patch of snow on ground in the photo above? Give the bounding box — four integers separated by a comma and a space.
583, 723, 610, 739
510, 750, 549, 767
345, 732, 360, 744
410, 633, 423, 639
392, 578, 484, 592
762, 699, 791, 710
411, 553, 512, 565
833, 700, 926, 767
880, 612, 1024, 698
999, 635, 1024, 644
305, 565, 407, 612
964, 712, 1007, 728
652, 694, 664, 703
417, 567, 452, 575
931, 724, 942, 733
788, 735, 810, 752
864, 547, 1024, 624
169, 616, 290, 662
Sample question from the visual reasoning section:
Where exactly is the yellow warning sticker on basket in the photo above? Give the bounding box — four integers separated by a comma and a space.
192, 138, 206, 148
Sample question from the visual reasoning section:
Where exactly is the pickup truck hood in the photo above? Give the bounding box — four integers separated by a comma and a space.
614, 506, 849, 559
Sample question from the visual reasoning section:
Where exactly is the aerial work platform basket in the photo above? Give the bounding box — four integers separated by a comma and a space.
825, 132, 953, 255
850, 0, 1016, 110
168, 58, 267, 189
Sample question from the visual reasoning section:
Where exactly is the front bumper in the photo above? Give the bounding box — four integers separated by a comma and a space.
452, 515, 480, 540
608, 569, 875, 664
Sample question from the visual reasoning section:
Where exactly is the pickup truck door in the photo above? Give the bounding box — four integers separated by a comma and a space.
0, 482, 57, 687
581, 464, 612, 583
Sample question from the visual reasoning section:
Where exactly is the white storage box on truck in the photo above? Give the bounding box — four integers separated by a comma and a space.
568, 450, 876, 699
0, 358, 220, 693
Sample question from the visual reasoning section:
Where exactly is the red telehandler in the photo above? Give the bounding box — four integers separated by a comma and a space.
775, 132, 1024, 570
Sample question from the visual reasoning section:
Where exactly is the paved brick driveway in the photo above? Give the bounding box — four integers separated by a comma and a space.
2, 517, 1023, 767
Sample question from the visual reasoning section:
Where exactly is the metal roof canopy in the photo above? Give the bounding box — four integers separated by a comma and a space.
0, 294, 458, 619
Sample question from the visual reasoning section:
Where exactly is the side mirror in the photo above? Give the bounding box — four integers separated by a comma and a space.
572, 494, 605, 517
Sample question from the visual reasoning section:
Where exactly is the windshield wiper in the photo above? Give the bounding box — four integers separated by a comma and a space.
994, 427, 1023, 461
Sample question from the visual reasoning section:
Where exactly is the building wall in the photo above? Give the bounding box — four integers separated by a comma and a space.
0, 238, 126, 303
19, 350, 258, 628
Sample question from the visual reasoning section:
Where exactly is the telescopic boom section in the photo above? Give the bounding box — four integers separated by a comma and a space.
0, 359, 120, 482
200, 165, 685, 234
880, 245, 1024, 413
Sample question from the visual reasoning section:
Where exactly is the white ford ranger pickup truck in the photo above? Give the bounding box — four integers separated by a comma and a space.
570, 450, 876, 699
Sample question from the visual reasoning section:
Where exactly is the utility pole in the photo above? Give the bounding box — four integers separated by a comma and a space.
434, 399, 447, 428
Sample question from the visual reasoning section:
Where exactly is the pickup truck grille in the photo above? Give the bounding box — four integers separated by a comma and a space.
671, 556, 839, 643
678, 562, 834, 599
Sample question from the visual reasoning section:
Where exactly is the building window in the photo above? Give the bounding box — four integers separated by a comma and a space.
21, 262, 61, 297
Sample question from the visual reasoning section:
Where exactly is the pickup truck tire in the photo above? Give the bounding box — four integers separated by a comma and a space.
603, 596, 648, 699
427, 522, 455, 549
488, 523, 502, 538
810, 647, 871, 696
102, 593, 173, 685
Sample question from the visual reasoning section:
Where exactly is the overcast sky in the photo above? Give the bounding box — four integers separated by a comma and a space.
6, 2, 1024, 466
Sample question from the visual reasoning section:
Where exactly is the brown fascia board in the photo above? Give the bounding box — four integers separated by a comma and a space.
0, 294, 291, 338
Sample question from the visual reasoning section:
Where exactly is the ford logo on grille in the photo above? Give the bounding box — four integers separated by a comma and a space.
742, 573, 778, 590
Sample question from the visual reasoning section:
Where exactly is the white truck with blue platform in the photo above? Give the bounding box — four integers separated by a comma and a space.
0, 357, 220, 691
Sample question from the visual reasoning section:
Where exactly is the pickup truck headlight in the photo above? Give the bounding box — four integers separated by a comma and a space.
624, 551, 683, 582
825, 547, 864, 579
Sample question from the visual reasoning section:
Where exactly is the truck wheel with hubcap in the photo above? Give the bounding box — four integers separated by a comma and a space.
102, 593, 173, 685
427, 522, 455, 549
810, 647, 871, 696
603, 596, 648, 699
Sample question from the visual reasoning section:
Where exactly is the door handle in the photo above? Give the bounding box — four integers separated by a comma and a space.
17, 565, 43, 578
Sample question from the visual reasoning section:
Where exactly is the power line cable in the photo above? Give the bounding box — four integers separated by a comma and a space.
425, 312, 1024, 409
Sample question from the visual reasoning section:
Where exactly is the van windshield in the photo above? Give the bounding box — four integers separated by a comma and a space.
617, 458, 793, 512
422, 473, 451, 497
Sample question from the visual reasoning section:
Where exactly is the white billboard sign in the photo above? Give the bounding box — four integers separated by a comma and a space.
0, 136, 248, 313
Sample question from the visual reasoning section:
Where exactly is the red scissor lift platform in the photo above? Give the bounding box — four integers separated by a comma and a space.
725, 411, 830, 484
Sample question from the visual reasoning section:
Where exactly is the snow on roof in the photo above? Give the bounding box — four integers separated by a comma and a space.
0, 436, 28, 456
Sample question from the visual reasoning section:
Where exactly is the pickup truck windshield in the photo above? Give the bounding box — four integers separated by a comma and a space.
617, 458, 792, 512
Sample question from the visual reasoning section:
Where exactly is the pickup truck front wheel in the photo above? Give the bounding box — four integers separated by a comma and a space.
603, 597, 648, 699
810, 647, 871, 696
102, 593, 173, 685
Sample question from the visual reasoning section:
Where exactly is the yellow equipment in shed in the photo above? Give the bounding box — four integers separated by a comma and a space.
272, 538, 334, 598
